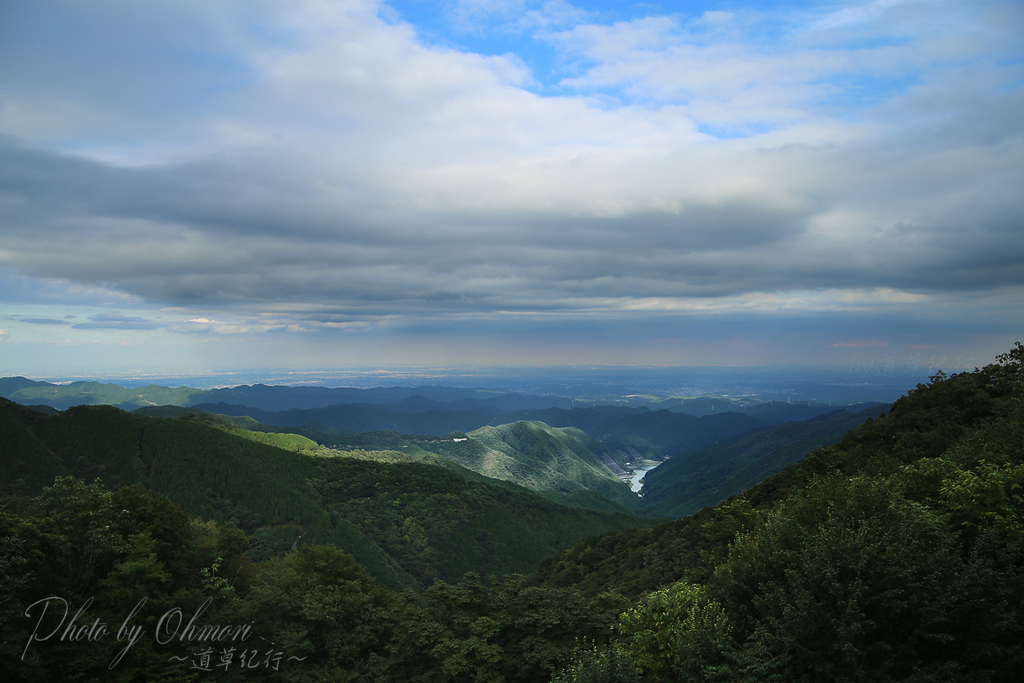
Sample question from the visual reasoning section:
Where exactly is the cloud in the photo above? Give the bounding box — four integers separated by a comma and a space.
72, 313, 165, 331
5, 316, 70, 325
0, 0, 1020, 369
168, 317, 256, 335
2, 118, 1017, 317
816, 0, 914, 30
24, 318, 69, 325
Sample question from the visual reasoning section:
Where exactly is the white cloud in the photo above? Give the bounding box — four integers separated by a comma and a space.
0, 0, 1019, 369
816, 0, 915, 30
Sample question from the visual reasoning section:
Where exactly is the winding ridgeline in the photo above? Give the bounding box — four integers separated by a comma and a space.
0, 344, 1021, 681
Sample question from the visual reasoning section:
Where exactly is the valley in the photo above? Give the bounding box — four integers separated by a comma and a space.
0, 373, 896, 524
1, 346, 1020, 681
627, 464, 656, 492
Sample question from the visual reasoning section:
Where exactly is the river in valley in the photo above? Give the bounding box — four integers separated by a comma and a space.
628, 465, 656, 493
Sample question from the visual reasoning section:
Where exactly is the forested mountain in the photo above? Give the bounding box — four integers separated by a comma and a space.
455, 421, 638, 509
600, 410, 765, 460
532, 344, 1023, 681
0, 398, 645, 593
2, 345, 1021, 681
638, 404, 890, 517
0, 378, 517, 412
135, 395, 926, 524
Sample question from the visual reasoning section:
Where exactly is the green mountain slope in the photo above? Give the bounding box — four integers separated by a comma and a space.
454, 421, 639, 509
535, 347, 1024, 682
601, 409, 765, 459
0, 401, 71, 493
0, 398, 647, 591
532, 346, 1024, 604
638, 405, 889, 517
0, 377, 207, 410
133, 408, 647, 516
2, 346, 1020, 682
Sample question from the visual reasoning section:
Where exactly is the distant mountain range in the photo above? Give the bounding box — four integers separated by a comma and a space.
4, 353, 1018, 680
0, 376, 569, 412
1, 376, 882, 423
1, 375, 892, 522
0, 396, 646, 591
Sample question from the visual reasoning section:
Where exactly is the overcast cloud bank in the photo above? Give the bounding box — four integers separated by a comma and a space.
0, 0, 1020, 373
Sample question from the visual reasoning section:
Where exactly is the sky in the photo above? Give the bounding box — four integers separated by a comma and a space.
0, 0, 1021, 379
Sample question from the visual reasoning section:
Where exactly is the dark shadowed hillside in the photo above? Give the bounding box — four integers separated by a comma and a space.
638, 404, 890, 517
529, 345, 1022, 682
0, 397, 647, 592
601, 409, 766, 459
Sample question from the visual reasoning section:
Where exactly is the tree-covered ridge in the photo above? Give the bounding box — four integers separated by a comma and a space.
131, 407, 649, 516
532, 349, 1022, 597
1, 477, 634, 682
142, 401, 883, 522
542, 344, 1024, 682
0, 403, 645, 680
0, 377, 210, 411
638, 404, 889, 518
2, 345, 1020, 681
0, 398, 648, 593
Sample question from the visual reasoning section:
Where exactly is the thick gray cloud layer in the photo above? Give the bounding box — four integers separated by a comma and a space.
0, 0, 1021, 368
1, 123, 1018, 312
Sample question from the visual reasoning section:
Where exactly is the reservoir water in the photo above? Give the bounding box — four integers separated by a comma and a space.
629, 466, 656, 493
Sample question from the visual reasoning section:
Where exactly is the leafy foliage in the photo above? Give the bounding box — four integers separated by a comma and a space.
639, 405, 887, 517
541, 344, 1024, 682
0, 480, 628, 681
617, 582, 733, 681
0, 396, 647, 594
2, 344, 1021, 681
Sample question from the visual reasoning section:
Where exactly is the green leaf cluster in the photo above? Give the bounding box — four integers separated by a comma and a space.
541, 343, 1024, 682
